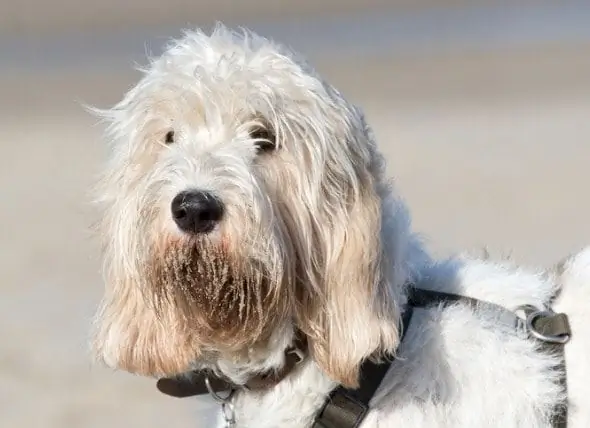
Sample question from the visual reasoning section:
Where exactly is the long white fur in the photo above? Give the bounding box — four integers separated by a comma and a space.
91, 25, 590, 427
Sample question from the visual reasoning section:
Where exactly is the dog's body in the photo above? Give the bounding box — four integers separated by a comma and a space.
90, 25, 590, 427
227, 249, 590, 427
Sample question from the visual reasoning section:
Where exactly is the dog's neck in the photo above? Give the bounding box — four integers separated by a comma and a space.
228, 356, 340, 427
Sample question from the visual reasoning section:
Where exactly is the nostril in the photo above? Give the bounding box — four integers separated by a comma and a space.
173, 206, 187, 219
171, 194, 189, 220
197, 208, 215, 222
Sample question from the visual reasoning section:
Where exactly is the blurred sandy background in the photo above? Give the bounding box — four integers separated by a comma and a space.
1, 1, 590, 427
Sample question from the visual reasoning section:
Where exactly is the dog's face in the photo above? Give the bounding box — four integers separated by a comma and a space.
92, 26, 400, 387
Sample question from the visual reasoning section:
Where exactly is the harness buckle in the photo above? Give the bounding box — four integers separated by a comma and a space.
526, 310, 571, 344
517, 305, 571, 345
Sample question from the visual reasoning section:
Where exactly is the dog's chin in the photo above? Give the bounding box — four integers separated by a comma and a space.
144, 235, 289, 352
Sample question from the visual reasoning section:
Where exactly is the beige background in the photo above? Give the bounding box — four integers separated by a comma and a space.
2, 1, 516, 36
1, 1, 589, 427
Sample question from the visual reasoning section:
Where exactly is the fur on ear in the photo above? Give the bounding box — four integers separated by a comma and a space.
292, 106, 401, 388
92, 277, 200, 377
88, 76, 204, 377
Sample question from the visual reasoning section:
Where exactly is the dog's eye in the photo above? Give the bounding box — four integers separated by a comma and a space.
164, 130, 175, 144
250, 126, 276, 153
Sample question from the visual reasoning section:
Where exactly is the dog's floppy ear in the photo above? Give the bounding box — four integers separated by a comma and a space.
294, 109, 400, 388
88, 89, 201, 378
92, 272, 200, 377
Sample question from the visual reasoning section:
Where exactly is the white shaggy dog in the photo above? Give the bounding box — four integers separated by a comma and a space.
91, 25, 590, 427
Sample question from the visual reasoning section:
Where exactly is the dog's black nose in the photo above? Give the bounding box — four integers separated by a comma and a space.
171, 190, 224, 234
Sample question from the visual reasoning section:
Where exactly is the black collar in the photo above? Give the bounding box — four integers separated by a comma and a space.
156, 333, 307, 398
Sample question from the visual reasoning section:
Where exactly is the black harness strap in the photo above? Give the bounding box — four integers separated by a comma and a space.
520, 305, 570, 428
313, 287, 571, 428
312, 304, 415, 428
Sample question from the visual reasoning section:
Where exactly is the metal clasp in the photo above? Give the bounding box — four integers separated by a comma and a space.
221, 401, 236, 427
204, 376, 236, 427
287, 346, 305, 364
517, 305, 571, 345
526, 309, 571, 344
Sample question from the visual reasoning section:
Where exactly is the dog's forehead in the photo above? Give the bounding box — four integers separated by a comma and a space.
111, 28, 345, 151
133, 82, 273, 137
134, 64, 322, 136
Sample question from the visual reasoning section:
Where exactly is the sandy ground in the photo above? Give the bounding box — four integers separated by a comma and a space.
2, 3, 590, 428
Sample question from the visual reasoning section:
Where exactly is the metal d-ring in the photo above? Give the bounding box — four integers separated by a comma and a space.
526, 310, 571, 344
204, 376, 235, 403
287, 347, 305, 364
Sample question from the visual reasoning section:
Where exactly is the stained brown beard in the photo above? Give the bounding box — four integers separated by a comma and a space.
144, 237, 287, 351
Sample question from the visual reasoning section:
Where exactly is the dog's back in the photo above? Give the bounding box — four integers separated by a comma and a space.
370, 248, 590, 427
552, 248, 590, 426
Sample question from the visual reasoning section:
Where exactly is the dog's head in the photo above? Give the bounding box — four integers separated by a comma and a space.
91, 26, 404, 388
